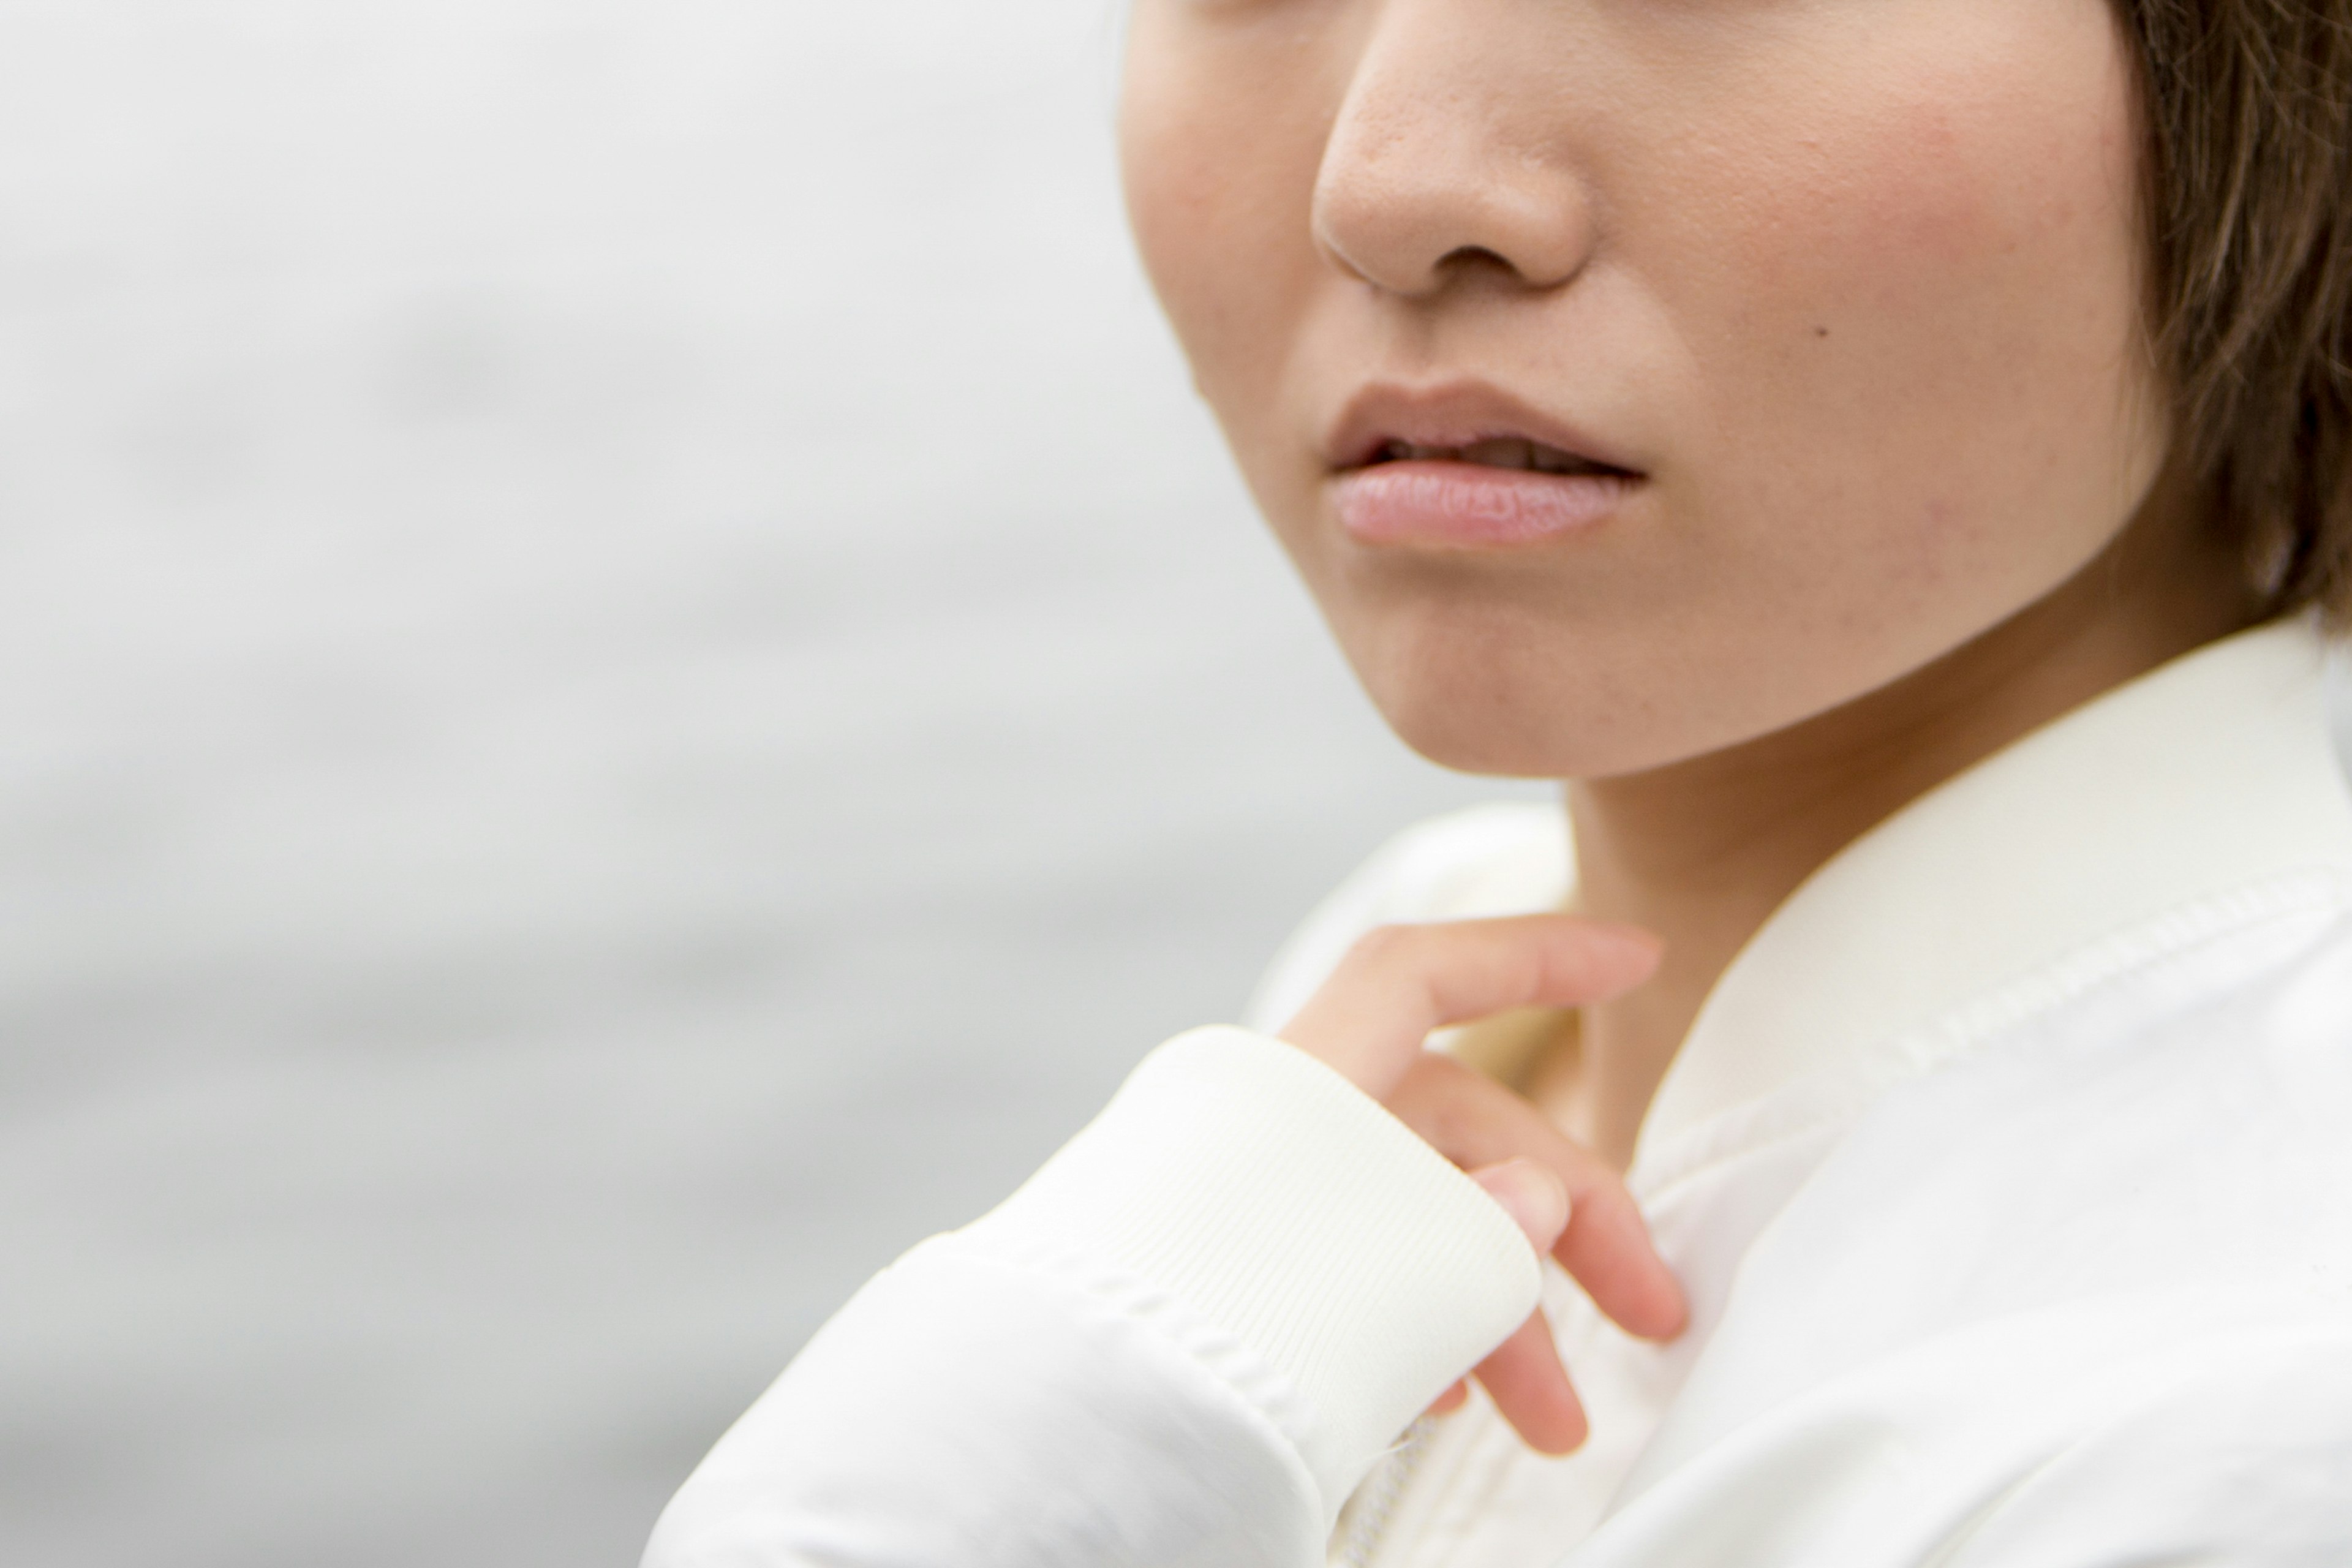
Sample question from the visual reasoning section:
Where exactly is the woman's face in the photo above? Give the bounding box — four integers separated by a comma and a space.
1120, 0, 2170, 778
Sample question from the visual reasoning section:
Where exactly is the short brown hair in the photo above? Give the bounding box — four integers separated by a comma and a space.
2122, 1, 2352, 623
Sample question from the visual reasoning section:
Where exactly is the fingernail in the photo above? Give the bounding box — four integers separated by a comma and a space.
1480, 1159, 1570, 1242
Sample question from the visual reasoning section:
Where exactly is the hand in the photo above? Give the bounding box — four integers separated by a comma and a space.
1276, 914, 1689, 1453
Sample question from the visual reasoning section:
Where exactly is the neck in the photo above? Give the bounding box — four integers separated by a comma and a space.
1549, 500, 2258, 1169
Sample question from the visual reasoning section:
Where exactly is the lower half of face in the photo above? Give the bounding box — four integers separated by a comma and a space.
1121, 0, 2174, 778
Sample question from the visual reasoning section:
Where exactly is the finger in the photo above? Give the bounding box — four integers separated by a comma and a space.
1278, 915, 1662, 1097
1554, 1178, 1688, 1343
1461, 1161, 1581, 1449
1398, 1055, 1687, 1342
1471, 1308, 1588, 1455
1425, 1379, 1469, 1417
1470, 1156, 1570, 1250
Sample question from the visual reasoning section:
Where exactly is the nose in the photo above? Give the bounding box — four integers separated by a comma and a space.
1310, 6, 1596, 299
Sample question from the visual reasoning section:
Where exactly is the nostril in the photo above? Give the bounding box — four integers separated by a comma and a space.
1435, 244, 1513, 275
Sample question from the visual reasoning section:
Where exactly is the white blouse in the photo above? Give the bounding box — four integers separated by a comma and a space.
644, 615, 2352, 1567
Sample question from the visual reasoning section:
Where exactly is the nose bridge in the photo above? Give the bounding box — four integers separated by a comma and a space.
1312, 1, 1590, 296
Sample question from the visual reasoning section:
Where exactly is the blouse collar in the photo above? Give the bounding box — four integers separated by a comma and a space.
1636, 614, 2352, 1162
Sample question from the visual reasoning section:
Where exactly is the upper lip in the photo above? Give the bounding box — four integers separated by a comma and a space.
1321, 380, 1643, 478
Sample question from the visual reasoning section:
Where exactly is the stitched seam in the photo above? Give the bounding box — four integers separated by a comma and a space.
926, 1231, 1324, 1461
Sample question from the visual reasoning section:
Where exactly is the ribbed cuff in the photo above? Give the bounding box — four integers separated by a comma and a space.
958, 1025, 1542, 1521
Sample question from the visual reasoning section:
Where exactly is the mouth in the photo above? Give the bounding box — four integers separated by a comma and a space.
1325, 383, 1646, 549
1357, 435, 1638, 480
1323, 378, 1647, 482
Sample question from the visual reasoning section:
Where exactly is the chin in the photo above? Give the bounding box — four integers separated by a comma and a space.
1339, 591, 1888, 782
1343, 617, 1687, 781
1378, 698, 1587, 778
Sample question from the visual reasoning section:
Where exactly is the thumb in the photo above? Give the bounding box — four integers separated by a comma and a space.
1471, 1158, 1571, 1253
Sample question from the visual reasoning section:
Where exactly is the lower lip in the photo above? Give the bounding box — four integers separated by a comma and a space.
1333, 461, 1637, 548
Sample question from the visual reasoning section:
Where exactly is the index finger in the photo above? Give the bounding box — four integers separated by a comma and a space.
1277, 913, 1663, 1097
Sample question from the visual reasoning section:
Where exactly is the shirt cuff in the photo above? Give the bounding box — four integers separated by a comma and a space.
957, 1024, 1543, 1521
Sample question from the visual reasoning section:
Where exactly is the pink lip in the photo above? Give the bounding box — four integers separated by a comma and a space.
1334, 461, 1635, 548
1319, 378, 1645, 549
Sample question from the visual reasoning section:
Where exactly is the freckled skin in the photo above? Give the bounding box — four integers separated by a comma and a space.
1119, 0, 2180, 779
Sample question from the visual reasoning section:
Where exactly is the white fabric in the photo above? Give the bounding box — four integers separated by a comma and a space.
1644, 611, 2352, 1157
639, 1227, 1324, 1567
957, 1026, 1540, 1514
645, 616, 2352, 1567
643, 1026, 1544, 1564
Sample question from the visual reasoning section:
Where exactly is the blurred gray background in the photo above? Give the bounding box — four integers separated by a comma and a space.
0, 4, 1541, 1564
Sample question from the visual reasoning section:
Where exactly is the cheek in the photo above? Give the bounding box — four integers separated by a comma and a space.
1117, 15, 1330, 425
1118, 92, 1234, 361
1653, 7, 2157, 628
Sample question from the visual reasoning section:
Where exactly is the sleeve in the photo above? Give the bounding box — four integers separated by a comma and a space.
641, 1025, 1544, 1568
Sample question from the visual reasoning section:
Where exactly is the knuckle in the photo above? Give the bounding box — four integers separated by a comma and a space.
1401, 1057, 1497, 1148
1422, 1097, 1475, 1150
1386, 1052, 1445, 1107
